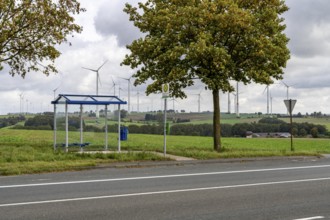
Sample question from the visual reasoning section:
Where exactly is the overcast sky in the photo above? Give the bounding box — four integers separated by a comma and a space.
1, 0, 330, 115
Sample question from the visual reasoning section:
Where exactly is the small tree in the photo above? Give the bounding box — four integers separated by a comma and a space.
299, 128, 307, 137
0, 0, 85, 77
310, 127, 319, 138
292, 127, 298, 137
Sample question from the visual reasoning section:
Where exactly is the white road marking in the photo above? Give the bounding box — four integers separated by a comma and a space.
1, 164, 330, 189
0, 177, 330, 207
294, 216, 324, 220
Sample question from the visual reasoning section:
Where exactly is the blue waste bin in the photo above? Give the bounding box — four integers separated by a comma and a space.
120, 127, 128, 141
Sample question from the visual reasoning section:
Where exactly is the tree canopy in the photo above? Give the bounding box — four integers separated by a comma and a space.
123, 0, 290, 151
0, 0, 85, 77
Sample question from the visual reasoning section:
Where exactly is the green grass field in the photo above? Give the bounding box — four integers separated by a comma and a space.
0, 128, 329, 175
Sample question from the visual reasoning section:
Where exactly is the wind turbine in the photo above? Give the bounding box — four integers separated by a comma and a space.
119, 76, 132, 113
26, 98, 29, 115
235, 82, 240, 117
110, 76, 117, 96
270, 91, 273, 115
227, 92, 231, 114
52, 72, 63, 100
118, 85, 123, 98
170, 97, 178, 112
19, 93, 24, 114
82, 60, 108, 118
53, 86, 60, 100
281, 81, 295, 100
263, 85, 270, 115
193, 90, 202, 113
137, 91, 140, 112
232, 93, 237, 115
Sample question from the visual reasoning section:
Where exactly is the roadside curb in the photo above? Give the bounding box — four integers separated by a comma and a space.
95, 155, 324, 170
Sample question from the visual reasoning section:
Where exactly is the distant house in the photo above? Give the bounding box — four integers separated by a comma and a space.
246, 131, 253, 138
246, 132, 291, 138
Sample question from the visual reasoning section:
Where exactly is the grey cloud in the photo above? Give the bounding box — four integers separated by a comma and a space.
284, 0, 330, 58
94, 1, 143, 46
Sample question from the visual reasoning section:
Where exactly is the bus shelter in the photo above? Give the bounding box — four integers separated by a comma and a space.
51, 94, 127, 152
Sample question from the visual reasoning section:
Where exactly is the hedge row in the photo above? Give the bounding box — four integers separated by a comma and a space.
0, 115, 26, 128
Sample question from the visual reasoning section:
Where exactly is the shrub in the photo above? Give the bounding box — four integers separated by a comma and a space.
311, 127, 319, 138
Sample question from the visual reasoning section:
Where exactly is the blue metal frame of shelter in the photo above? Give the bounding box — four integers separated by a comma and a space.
51, 94, 127, 152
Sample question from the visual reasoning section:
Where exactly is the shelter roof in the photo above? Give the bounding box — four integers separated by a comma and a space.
51, 94, 127, 105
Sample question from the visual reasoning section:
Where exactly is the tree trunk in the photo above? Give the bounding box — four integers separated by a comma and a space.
212, 89, 221, 151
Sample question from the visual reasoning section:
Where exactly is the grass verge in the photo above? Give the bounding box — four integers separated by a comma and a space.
0, 129, 329, 175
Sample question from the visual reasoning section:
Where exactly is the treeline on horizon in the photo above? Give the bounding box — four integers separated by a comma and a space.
7, 114, 328, 138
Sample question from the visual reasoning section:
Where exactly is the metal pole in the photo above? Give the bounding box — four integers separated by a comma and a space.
80, 104, 83, 152
65, 102, 68, 153
118, 104, 121, 152
96, 75, 99, 118
236, 82, 240, 117
289, 99, 294, 151
267, 86, 269, 115
164, 98, 167, 157
105, 105, 108, 151
53, 104, 57, 151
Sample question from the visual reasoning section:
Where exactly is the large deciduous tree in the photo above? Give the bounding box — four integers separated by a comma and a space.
0, 0, 85, 77
122, 0, 290, 151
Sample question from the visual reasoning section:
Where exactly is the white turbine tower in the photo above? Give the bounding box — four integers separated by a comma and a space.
270, 91, 273, 115
281, 81, 295, 100
232, 93, 237, 115
110, 76, 117, 96
193, 91, 202, 113
19, 93, 24, 114
235, 82, 240, 117
82, 60, 108, 118
119, 76, 132, 114
137, 91, 140, 112
263, 85, 270, 115
118, 85, 122, 98
227, 92, 231, 114
169, 97, 178, 113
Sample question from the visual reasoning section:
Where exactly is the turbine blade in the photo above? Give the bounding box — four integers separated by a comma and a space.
119, 76, 129, 81
82, 67, 97, 72
111, 76, 115, 85
262, 86, 268, 94
97, 60, 108, 71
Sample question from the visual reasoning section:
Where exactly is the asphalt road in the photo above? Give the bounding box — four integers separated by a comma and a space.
1, 157, 330, 220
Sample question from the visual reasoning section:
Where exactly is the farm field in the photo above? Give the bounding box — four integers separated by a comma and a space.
0, 127, 329, 175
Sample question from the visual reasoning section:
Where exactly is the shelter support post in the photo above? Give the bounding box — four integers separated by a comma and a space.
105, 105, 108, 151
53, 104, 57, 151
80, 104, 83, 152
65, 102, 68, 153
118, 104, 121, 152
